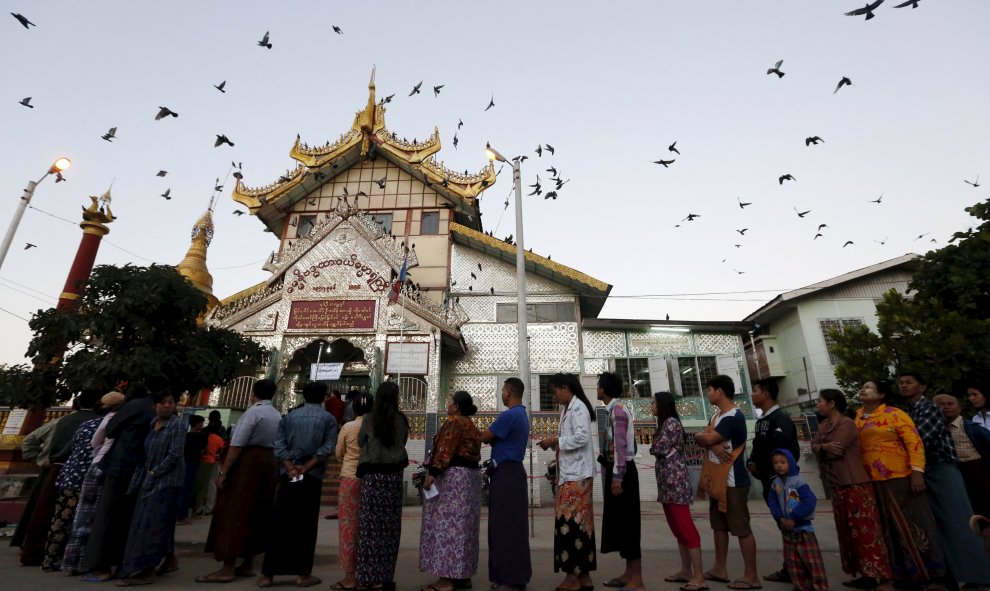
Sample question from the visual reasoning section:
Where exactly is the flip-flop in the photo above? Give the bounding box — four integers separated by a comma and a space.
703, 573, 731, 584
603, 580, 627, 589
727, 581, 763, 590
331, 584, 358, 591
117, 579, 153, 587
680, 585, 710, 591
196, 575, 236, 584
665, 576, 690, 583
81, 574, 115, 582
297, 577, 322, 588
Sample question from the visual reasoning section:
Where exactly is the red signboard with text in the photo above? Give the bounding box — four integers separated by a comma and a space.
287, 300, 377, 330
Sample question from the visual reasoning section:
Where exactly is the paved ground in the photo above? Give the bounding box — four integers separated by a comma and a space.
2, 500, 851, 591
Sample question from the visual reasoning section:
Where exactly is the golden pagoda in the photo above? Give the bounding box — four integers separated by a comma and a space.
176, 209, 220, 314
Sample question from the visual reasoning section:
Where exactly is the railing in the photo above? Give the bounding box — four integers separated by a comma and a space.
216, 376, 259, 410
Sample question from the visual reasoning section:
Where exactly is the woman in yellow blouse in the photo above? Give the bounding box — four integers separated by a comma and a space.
855, 379, 945, 588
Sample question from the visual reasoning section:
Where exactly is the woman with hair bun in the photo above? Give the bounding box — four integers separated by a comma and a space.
418, 391, 483, 591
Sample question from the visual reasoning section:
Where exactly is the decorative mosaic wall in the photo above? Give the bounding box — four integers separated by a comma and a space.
450, 243, 564, 296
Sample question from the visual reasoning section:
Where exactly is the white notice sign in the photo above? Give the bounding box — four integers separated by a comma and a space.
716, 355, 742, 392
310, 362, 344, 381
385, 343, 430, 375
2, 408, 28, 435
647, 356, 670, 394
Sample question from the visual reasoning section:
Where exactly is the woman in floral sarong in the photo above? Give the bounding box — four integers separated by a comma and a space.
539, 373, 598, 591
419, 391, 482, 591
334, 391, 373, 591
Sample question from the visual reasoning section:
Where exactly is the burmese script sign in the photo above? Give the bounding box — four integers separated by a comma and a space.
287, 300, 377, 330
385, 342, 430, 375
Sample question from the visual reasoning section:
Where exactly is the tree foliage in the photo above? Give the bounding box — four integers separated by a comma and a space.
831, 197, 990, 395
0, 264, 265, 408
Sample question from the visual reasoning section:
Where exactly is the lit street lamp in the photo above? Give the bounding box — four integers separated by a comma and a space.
485, 144, 530, 399
0, 157, 72, 270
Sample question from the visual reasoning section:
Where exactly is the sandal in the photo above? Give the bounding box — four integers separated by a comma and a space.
703, 573, 731, 584
727, 581, 763, 590
332, 584, 358, 591
117, 579, 153, 587
196, 574, 236, 584
297, 576, 322, 588
666, 576, 690, 583
680, 585, 710, 591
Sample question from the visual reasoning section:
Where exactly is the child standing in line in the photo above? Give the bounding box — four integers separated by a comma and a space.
767, 449, 828, 591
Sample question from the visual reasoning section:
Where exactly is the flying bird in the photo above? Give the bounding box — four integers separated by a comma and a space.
546, 166, 558, 177
383, 94, 395, 103
156, 170, 167, 177
24, 243, 36, 250
19, 97, 33, 108
834, 77, 853, 94
102, 127, 117, 142
214, 80, 226, 93
805, 136, 824, 146
544, 191, 558, 200
374, 176, 387, 189
160, 189, 171, 200
433, 84, 443, 97
535, 145, 542, 157
457, 119, 464, 129
214, 178, 224, 191
845, 0, 885, 20
155, 106, 178, 120
470, 272, 476, 280
738, 198, 751, 209
779, 174, 796, 184
408, 81, 422, 96
814, 233, 823, 240
545, 144, 555, 155
214, 134, 234, 147
668, 141, 680, 155
653, 159, 675, 168
817, 224, 828, 231
484, 94, 495, 111
893, 0, 921, 7
733, 268, 746, 275
453, 133, 458, 149
794, 207, 811, 218
914, 232, 930, 241
767, 59, 785, 78
737, 228, 749, 235
875, 236, 888, 245
258, 31, 272, 49
332, 25, 343, 34
683, 213, 701, 222
233, 210, 245, 216
870, 193, 884, 204
11, 13, 35, 29
964, 175, 980, 188
843, 241, 855, 248
478, 263, 483, 272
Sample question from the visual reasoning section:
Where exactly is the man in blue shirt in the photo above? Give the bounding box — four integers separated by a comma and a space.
481, 378, 531, 591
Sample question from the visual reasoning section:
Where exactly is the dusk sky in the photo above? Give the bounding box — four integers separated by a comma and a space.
1, 1, 988, 365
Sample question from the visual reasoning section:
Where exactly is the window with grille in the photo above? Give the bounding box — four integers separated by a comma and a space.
539, 375, 558, 411
613, 357, 652, 397
675, 356, 719, 397
820, 318, 865, 365
421, 211, 439, 235
496, 302, 575, 323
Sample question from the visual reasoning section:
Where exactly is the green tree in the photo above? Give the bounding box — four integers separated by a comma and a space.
831, 197, 990, 394
0, 264, 265, 408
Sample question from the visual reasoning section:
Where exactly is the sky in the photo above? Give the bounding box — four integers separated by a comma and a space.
1, 1, 988, 366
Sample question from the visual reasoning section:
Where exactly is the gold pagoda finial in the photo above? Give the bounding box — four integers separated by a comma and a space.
354, 66, 384, 158
176, 210, 220, 315
80, 185, 116, 236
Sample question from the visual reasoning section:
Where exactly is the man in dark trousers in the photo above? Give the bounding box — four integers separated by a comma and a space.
746, 378, 799, 585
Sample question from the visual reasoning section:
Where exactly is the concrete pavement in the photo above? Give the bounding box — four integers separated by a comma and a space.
2, 500, 851, 590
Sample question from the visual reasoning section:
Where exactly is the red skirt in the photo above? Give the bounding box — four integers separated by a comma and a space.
831, 482, 893, 580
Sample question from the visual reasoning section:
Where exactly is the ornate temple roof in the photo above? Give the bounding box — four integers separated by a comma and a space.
175, 210, 220, 311
231, 70, 495, 231
448, 222, 612, 319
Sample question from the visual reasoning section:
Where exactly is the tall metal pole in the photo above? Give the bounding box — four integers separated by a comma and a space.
0, 176, 46, 271
749, 331, 762, 380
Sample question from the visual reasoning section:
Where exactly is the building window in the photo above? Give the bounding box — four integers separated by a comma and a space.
820, 318, 864, 365
496, 302, 575, 323
538, 374, 559, 411
421, 211, 439, 235
675, 356, 718, 397
613, 358, 652, 397
371, 212, 393, 234
297, 215, 316, 238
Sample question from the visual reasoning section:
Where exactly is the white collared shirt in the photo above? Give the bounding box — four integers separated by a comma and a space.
557, 395, 596, 484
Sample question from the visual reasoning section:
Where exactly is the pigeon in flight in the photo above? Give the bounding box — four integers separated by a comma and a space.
160, 188, 171, 200
215, 134, 234, 147
738, 198, 751, 209
834, 77, 853, 94
233, 210, 245, 216
458, 119, 464, 129
817, 224, 828, 231
964, 175, 981, 188
485, 94, 495, 111
668, 141, 680, 155
767, 59, 785, 78
258, 31, 272, 49
535, 145, 542, 157
433, 84, 443, 97
24, 243, 36, 250
332, 25, 343, 34
19, 97, 33, 108
683, 213, 701, 222
843, 241, 855, 248
805, 136, 824, 146
11, 13, 35, 29
544, 191, 558, 200
547, 166, 558, 177
733, 268, 746, 275
779, 174, 796, 184
653, 159, 675, 168
214, 178, 224, 191
737, 228, 749, 235
845, 0, 885, 20
453, 133, 458, 149
102, 127, 117, 142
545, 144, 555, 155
155, 106, 178, 120
374, 176, 387, 189
409, 81, 423, 96
875, 236, 889, 245
214, 80, 226, 93
893, 0, 921, 7
156, 170, 168, 177
383, 94, 395, 104
794, 207, 811, 218
814, 233, 824, 240
870, 193, 884, 204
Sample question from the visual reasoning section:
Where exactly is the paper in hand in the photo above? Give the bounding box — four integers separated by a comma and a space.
423, 484, 439, 500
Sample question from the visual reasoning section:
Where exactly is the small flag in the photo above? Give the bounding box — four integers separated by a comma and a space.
388, 253, 408, 304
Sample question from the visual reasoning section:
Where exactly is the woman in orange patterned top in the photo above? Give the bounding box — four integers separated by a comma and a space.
854, 379, 946, 588
418, 391, 483, 591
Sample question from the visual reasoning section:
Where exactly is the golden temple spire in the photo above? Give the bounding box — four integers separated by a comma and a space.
175, 210, 220, 314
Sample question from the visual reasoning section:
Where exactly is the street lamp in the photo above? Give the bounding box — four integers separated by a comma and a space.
485, 143, 530, 399
0, 157, 72, 270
